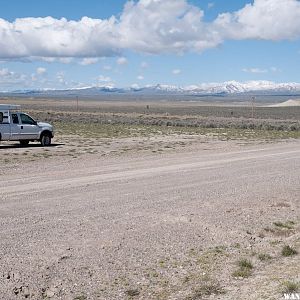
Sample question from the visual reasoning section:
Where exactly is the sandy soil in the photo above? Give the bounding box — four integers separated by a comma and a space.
1, 137, 299, 300
269, 100, 300, 107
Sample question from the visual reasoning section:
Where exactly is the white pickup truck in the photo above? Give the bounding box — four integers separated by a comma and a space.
0, 104, 54, 146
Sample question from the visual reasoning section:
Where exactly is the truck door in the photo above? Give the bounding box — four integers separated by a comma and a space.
9, 113, 22, 140
19, 113, 40, 140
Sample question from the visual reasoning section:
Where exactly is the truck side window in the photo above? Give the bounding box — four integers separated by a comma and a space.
12, 114, 19, 124
0, 112, 3, 123
20, 113, 35, 125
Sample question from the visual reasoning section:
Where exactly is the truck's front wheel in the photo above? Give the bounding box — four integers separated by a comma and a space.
40, 133, 51, 146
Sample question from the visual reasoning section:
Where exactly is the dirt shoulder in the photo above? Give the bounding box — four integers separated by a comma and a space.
1, 139, 299, 300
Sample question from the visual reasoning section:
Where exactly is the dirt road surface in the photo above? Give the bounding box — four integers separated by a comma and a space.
1, 140, 299, 299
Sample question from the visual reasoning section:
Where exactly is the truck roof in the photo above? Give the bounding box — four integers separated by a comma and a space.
0, 104, 21, 110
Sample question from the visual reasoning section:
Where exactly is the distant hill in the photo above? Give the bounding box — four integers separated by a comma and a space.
2, 81, 300, 98
269, 99, 300, 107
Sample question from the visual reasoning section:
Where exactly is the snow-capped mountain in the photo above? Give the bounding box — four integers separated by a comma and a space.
2, 81, 300, 96
181, 81, 300, 94
134, 81, 300, 95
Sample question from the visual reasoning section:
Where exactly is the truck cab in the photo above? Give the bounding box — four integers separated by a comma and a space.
0, 104, 54, 146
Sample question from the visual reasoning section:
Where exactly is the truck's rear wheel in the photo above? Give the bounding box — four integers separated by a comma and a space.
40, 134, 51, 146
20, 140, 29, 146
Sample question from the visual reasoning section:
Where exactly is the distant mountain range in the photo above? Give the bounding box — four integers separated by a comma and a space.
2, 81, 300, 97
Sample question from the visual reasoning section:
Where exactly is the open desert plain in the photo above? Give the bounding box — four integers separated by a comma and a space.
0, 98, 299, 300
2, 0, 300, 299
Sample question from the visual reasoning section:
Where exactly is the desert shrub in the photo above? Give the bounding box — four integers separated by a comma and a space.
282, 245, 298, 257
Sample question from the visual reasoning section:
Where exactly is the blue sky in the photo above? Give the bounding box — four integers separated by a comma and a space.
0, 0, 300, 91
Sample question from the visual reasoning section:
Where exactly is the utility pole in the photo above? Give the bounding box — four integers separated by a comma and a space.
251, 96, 256, 118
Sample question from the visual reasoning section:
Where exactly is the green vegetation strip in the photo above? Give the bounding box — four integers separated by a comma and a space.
54, 121, 300, 140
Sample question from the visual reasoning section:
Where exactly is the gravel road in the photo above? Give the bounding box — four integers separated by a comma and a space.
1, 140, 299, 299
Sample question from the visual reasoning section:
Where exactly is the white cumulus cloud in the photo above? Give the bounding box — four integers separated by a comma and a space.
215, 0, 300, 41
0, 68, 53, 90
140, 61, 149, 68
36, 67, 47, 75
56, 71, 67, 85
97, 75, 112, 83
0, 68, 28, 87
103, 65, 112, 71
117, 0, 220, 54
208, 2, 214, 9
270, 67, 280, 72
0, 0, 300, 60
79, 57, 99, 66
117, 57, 128, 65
0, 16, 120, 59
172, 69, 181, 75
39, 57, 73, 64
243, 66, 281, 74
242, 68, 268, 74
131, 83, 140, 89
0, 68, 13, 76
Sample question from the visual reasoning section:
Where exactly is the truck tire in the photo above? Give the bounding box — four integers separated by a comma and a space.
40, 133, 51, 146
20, 140, 29, 146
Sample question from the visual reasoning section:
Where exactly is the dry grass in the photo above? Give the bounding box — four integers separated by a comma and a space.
53, 121, 300, 141
281, 281, 300, 294
232, 259, 254, 278
186, 282, 225, 299
281, 245, 298, 257
258, 253, 272, 261
125, 289, 140, 297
